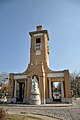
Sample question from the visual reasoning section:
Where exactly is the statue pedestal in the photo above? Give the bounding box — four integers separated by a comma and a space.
30, 89, 41, 105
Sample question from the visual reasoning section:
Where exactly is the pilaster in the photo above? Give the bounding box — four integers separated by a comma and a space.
64, 70, 71, 98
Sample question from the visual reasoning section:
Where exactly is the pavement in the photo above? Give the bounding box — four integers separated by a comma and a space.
0, 98, 80, 120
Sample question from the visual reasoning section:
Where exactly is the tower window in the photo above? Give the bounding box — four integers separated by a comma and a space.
36, 38, 41, 43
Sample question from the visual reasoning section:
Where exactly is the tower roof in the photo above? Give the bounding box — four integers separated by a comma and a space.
29, 25, 49, 40
36, 25, 43, 31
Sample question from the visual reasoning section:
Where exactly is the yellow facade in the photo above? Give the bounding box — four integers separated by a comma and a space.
8, 25, 71, 104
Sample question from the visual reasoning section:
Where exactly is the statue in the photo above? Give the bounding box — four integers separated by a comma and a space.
30, 76, 41, 105
31, 76, 38, 91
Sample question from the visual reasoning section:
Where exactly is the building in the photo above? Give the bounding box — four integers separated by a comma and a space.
8, 25, 71, 104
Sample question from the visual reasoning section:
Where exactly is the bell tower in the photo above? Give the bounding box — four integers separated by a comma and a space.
8, 25, 71, 104
29, 25, 49, 66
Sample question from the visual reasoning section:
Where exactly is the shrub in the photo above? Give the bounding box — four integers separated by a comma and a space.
0, 108, 7, 120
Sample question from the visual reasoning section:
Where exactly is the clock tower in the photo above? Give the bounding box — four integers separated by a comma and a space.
29, 25, 49, 66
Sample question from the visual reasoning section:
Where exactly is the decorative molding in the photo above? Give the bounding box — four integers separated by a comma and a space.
47, 73, 64, 78
34, 33, 43, 36
14, 75, 27, 79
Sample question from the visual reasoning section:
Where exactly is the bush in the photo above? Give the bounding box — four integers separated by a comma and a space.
0, 108, 7, 120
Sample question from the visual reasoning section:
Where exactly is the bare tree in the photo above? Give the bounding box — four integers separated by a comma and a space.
0, 73, 9, 98
0, 73, 9, 84
70, 71, 80, 97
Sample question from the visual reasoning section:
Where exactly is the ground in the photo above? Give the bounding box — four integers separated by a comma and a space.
5, 114, 56, 120
0, 98, 80, 120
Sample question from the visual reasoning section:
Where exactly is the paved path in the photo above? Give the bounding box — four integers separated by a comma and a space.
0, 99, 80, 120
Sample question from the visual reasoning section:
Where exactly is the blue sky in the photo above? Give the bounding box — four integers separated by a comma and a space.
0, 0, 80, 74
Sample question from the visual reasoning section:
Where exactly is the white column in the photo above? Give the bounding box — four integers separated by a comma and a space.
24, 79, 26, 98
14, 80, 17, 98
61, 80, 64, 98
49, 78, 52, 98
